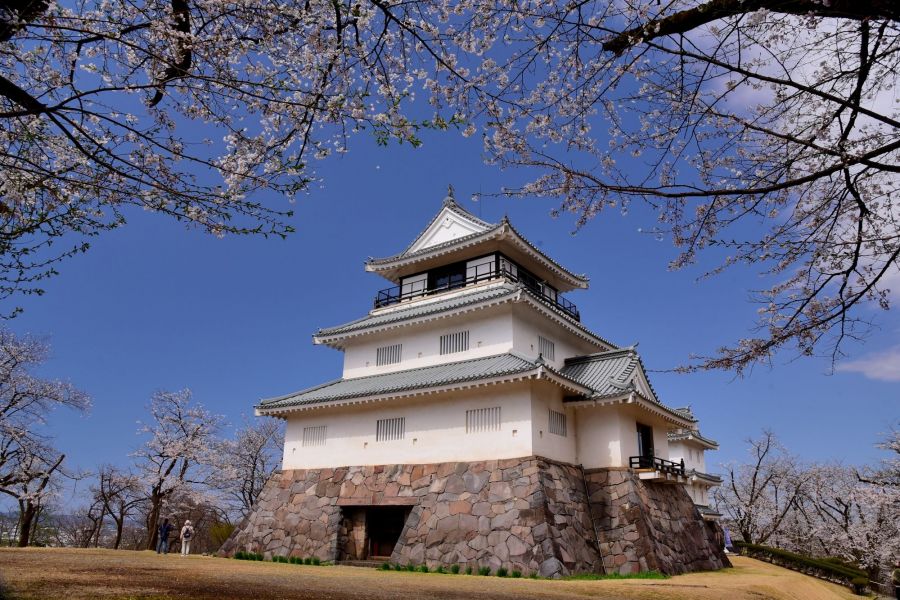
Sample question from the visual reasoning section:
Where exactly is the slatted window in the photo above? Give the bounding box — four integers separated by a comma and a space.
376, 417, 405, 442
466, 407, 501, 433
549, 409, 567, 437
538, 336, 555, 361
376, 343, 402, 366
302, 426, 327, 447
440, 330, 469, 355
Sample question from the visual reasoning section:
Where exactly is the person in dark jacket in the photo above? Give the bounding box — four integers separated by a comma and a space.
156, 518, 173, 554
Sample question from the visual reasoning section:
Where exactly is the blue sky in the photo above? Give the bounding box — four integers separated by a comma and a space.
9, 127, 899, 505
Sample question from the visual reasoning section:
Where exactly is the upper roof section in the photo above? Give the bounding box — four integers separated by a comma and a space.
365, 193, 590, 292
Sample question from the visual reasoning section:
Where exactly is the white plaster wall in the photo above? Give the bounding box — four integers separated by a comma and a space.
341, 304, 514, 378
574, 406, 626, 468
529, 380, 577, 464
574, 404, 674, 469
683, 481, 711, 505
510, 304, 604, 369
281, 382, 536, 470
668, 440, 708, 472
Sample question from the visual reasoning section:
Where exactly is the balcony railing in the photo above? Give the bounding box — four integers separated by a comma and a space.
373, 264, 580, 321
629, 455, 686, 477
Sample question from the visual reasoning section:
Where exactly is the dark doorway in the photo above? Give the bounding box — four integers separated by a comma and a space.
367, 507, 408, 559
636, 423, 654, 459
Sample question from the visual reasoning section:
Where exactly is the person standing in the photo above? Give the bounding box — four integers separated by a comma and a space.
156, 518, 173, 554
180, 519, 195, 556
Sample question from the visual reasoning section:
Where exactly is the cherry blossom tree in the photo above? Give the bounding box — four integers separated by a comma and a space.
91, 465, 146, 549
0, 328, 89, 546
2, 0, 898, 369
714, 430, 810, 544
132, 388, 222, 550
216, 418, 283, 519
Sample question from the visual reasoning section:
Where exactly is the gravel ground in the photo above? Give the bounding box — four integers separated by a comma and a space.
0, 548, 858, 600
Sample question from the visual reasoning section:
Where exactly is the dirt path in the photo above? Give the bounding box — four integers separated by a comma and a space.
0, 548, 858, 600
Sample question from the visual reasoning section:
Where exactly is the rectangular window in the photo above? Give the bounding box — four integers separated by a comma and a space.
400, 273, 427, 299
466, 407, 501, 433
538, 336, 555, 361
548, 409, 567, 437
376, 343, 402, 366
302, 425, 327, 447
466, 256, 495, 283
376, 417, 405, 442
440, 331, 469, 355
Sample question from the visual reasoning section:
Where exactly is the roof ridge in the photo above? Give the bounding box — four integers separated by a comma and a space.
564, 346, 636, 365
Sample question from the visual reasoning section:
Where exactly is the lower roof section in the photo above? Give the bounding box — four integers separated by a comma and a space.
257, 350, 694, 428
257, 353, 540, 414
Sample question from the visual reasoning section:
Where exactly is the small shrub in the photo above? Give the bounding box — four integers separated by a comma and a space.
394, 563, 405, 571
303, 557, 312, 565
310, 557, 321, 566
209, 521, 236, 549
511, 570, 522, 578
465, 566, 473, 575
234, 551, 246, 560
289, 556, 301, 565
418, 564, 429, 573
478, 566, 491, 576
528, 572, 539, 579
380, 562, 391, 570
435, 565, 445, 574
850, 577, 868, 595
406, 563, 416, 572
450, 564, 460, 574
496, 567, 508, 577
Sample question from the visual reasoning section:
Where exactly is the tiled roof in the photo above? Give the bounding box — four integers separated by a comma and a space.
366, 200, 589, 288
314, 281, 617, 349
257, 353, 539, 412
558, 348, 696, 426
315, 283, 520, 338
688, 470, 723, 484
669, 429, 719, 449
696, 505, 722, 517
560, 348, 643, 397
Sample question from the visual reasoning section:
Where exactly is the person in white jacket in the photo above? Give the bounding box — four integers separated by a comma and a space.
180, 520, 195, 556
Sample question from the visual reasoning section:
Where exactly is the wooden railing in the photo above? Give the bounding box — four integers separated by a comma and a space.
629, 455, 686, 477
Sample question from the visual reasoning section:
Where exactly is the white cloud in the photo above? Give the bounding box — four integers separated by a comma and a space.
837, 346, 900, 382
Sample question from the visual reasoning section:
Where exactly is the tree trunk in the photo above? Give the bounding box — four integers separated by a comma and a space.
114, 515, 124, 550
146, 491, 162, 550
17, 500, 37, 547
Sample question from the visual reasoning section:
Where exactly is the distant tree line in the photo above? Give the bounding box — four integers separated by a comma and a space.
0, 328, 282, 552
716, 428, 900, 589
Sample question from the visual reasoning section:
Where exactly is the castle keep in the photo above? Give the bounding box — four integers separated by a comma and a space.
221, 195, 729, 576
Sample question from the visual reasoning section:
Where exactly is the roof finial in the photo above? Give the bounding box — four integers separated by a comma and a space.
443, 184, 456, 206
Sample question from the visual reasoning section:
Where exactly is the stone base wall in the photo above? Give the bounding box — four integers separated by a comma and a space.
585, 468, 730, 574
220, 457, 728, 577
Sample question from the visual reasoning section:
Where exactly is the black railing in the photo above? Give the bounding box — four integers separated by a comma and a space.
629, 455, 686, 477
373, 263, 580, 321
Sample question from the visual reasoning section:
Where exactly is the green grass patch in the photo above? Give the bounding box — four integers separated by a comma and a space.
735, 542, 868, 583
563, 570, 668, 580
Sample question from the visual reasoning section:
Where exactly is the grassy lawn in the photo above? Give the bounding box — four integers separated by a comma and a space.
0, 548, 860, 600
